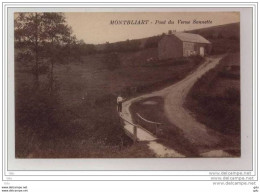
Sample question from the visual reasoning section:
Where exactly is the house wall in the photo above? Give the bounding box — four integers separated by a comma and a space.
158, 35, 212, 59
194, 43, 212, 56
158, 35, 183, 60
183, 42, 212, 57
183, 42, 195, 56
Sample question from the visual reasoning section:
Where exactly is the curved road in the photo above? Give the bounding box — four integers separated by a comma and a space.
122, 55, 231, 156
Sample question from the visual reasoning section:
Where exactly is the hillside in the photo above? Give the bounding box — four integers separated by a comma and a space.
189, 22, 240, 54
188, 22, 240, 39
94, 22, 240, 55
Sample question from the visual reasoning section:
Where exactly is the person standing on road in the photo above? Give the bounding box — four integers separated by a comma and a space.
117, 95, 124, 113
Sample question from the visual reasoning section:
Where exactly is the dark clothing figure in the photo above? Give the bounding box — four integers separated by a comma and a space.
117, 96, 123, 113
117, 101, 122, 112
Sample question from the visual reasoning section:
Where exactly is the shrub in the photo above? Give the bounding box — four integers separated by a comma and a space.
189, 55, 204, 65
173, 57, 189, 65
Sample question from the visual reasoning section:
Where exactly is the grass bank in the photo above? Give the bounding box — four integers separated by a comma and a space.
184, 52, 240, 155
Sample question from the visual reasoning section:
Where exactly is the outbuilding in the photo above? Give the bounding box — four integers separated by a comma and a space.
158, 32, 212, 60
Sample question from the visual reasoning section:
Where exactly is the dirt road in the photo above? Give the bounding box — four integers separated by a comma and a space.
122, 55, 225, 156
163, 56, 224, 147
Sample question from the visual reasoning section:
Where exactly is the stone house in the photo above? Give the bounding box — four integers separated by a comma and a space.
158, 32, 212, 60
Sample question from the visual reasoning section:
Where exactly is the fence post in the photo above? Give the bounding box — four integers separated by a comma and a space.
133, 126, 137, 144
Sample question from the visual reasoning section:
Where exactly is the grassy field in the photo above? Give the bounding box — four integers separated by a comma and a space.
15, 51, 202, 158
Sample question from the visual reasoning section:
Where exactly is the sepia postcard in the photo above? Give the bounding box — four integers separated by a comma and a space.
14, 11, 241, 159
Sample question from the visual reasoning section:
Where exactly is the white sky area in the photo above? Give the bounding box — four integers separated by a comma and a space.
64, 12, 240, 44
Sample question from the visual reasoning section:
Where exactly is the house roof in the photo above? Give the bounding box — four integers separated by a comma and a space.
171, 32, 211, 44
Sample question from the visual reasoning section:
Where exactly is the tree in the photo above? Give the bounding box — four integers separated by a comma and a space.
15, 12, 79, 92
41, 13, 71, 94
14, 13, 45, 85
144, 35, 161, 48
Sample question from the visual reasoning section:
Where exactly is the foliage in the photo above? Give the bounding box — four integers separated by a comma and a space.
103, 39, 141, 53
78, 43, 96, 55
40, 13, 72, 62
14, 13, 83, 82
14, 13, 45, 80
144, 35, 162, 48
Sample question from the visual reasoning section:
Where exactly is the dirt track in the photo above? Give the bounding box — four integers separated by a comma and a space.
122, 55, 227, 156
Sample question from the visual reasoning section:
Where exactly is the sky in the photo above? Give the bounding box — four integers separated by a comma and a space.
64, 12, 240, 44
